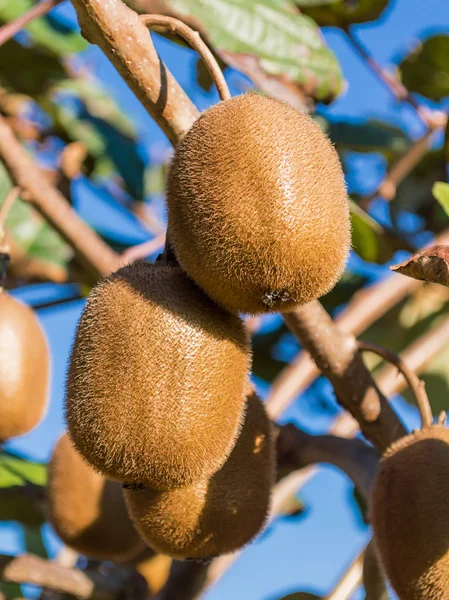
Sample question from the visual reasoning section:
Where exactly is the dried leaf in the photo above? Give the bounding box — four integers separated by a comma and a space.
390, 245, 449, 287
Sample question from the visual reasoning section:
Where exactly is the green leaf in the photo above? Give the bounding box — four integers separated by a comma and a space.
0, 453, 46, 526
0, 454, 47, 488
0, 39, 66, 96
299, 0, 389, 26
350, 201, 403, 264
432, 182, 449, 218
0, 163, 73, 268
167, 0, 344, 103
400, 35, 449, 101
0, 0, 86, 55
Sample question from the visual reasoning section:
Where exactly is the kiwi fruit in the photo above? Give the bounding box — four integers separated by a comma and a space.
47, 432, 145, 561
370, 423, 449, 599
126, 548, 172, 596
166, 92, 350, 315
124, 390, 275, 559
0, 290, 49, 441
66, 261, 250, 490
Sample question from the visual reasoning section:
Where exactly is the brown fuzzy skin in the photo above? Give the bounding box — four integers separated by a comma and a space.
66, 261, 250, 490
370, 425, 449, 599
47, 433, 144, 561
130, 549, 172, 596
166, 92, 350, 315
124, 391, 275, 559
0, 291, 49, 441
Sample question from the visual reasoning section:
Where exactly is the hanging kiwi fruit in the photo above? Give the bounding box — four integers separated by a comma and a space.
125, 547, 172, 597
166, 91, 350, 315
0, 188, 50, 442
66, 261, 251, 490
124, 389, 275, 560
361, 342, 449, 600
47, 432, 145, 561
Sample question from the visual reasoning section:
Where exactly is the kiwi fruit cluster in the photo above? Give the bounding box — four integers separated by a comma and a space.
370, 412, 449, 599
66, 88, 349, 560
0, 289, 49, 442
124, 389, 274, 559
47, 432, 145, 561
166, 92, 351, 315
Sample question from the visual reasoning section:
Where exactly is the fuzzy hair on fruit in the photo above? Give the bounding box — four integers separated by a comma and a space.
166, 92, 350, 315
66, 261, 251, 490
124, 390, 275, 559
47, 433, 144, 561
0, 292, 49, 441
370, 425, 449, 599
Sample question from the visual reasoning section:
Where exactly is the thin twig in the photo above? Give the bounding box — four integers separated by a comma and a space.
360, 127, 442, 208
120, 233, 166, 266
0, 187, 20, 234
0, 0, 65, 48
139, 14, 230, 101
325, 547, 364, 600
358, 340, 433, 429
345, 27, 421, 113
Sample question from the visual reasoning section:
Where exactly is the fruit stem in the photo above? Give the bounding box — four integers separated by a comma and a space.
358, 340, 433, 430
139, 14, 231, 102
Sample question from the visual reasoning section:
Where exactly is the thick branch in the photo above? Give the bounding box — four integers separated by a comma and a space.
283, 303, 406, 452
0, 114, 119, 278
70, 0, 199, 145
0, 554, 144, 600
267, 227, 449, 418
276, 424, 378, 500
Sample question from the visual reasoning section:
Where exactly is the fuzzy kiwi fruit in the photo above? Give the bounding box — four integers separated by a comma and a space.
47, 432, 145, 561
0, 290, 49, 441
370, 421, 449, 599
125, 547, 172, 596
124, 390, 275, 559
166, 92, 350, 315
66, 261, 250, 490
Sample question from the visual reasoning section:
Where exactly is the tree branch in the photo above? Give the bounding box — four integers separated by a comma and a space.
0, 554, 145, 600
276, 424, 378, 500
0, 114, 119, 278
283, 303, 406, 452
70, 0, 199, 145
267, 227, 449, 419
0, 0, 65, 48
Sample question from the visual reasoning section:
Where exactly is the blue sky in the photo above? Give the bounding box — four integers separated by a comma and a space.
2, 0, 449, 598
